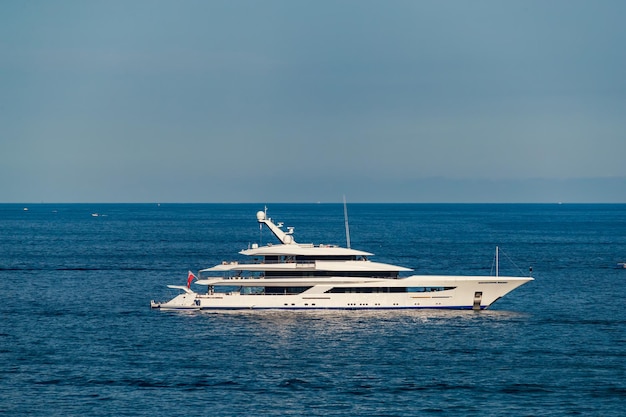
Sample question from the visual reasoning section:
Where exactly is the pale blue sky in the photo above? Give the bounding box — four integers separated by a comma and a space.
1, 0, 625, 202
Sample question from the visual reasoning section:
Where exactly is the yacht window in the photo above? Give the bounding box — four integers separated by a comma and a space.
326, 286, 456, 294
407, 287, 456, 292
264, 286, 312, 295
265, 270, 397, 279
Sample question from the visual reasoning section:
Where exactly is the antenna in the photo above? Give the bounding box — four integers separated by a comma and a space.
343, 195, 351, 249
495, 246, 499, 277
259, 206, 265, 246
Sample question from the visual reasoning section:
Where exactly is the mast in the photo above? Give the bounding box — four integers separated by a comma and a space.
343, 195, 351, 249
496, 246, 499, 277
256, 209, 296, 244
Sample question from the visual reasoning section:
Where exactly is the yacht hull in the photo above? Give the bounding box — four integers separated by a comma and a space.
151, 275, 533, 311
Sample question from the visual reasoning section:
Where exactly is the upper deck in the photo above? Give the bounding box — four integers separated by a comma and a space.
201, 209, 412, 274
240, 243, 373, 257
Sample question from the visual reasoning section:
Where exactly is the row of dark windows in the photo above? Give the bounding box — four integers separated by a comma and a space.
263, 255, 360, 262
325, 287, 456, 294
264, 286, 312, 295
236, 286, 456, 295
265, 271, 398, 278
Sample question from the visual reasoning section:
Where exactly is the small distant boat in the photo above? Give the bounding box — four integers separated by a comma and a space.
23, 207, 28, 211
618, 263, 626, 269
91, 213, 99, 217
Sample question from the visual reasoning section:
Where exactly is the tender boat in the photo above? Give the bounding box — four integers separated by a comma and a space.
151, 209, 533, 311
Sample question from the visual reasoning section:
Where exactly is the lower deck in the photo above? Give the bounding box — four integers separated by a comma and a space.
153, 288, 490, 311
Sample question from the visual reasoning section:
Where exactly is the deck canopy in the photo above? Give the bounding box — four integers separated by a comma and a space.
200, 260, 412, 273
240, 243, 372, 257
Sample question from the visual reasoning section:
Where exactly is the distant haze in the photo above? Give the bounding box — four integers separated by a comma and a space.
1, 1, 625, 203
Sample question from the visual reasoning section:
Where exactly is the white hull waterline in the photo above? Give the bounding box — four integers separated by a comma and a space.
151, 209, 533, 311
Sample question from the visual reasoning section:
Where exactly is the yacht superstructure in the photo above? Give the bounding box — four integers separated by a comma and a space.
151, 209, 533, 311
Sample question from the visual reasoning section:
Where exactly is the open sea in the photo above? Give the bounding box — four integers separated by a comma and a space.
1, 203, 625, 416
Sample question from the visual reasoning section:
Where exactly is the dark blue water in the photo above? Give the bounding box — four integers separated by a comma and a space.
1, 204, 625, 416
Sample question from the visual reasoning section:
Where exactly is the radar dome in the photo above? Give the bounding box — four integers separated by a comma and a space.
256, 211, 266, 221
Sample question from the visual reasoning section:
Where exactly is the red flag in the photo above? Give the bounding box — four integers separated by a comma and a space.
187, 271, 196, 288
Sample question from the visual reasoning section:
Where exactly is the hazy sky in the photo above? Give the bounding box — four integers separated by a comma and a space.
1, 0, 625, 203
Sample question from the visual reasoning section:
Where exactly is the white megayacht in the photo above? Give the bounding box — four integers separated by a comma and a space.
151, 208, 533, 311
